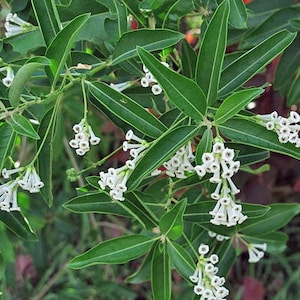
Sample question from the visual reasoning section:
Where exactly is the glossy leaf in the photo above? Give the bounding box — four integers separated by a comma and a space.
0, 123, 16, 171
88, 81, 167, 138
7, 114, 40, 140
167, 241, 195, 281
160, 199, 187, 240
0, 211, 37, 240
112, 29, 185, 65
287, 69, 300, 106
195, 128, 213, 164
195, 1, 229, 105
228, 0, 248, 29
151, 244, 171, 300
215, 87, 264, 124
46, 13, 90, 87
127, 125, 200, 190
184, 201, 270, 223
181, 39, 197, 79
240, 203, 300, 236
31, 0, 62, 46
243, 232, 288, 254
63, 192, 131, 217
219, 30, 296, 97
220, 118, 300, 160
69, 235, 156, 269
138, 47, 207, 120
9, 62, 49, 108
216, 240, 236, 277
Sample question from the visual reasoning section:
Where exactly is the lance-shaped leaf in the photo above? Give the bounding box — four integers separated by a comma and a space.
46, 13, 90, 87
63, 192, 131, 217
219, 118, 300, 160
214, 87, 264, 124
151, 244, 171, 300
228, 0, 248, 29
31, 0, 62, 46
242, 232, 288, 254
195, 128, 213, 164
195, 0, 229, 104
88, 81, 167, 138
287, 70, 300, 106
160, 199, 187, 240
127, 125, 200, 190
138, 47, 207, 120
167, 241, 195, 281
68, 235, 156, 269
0, 123, 16, 171
112, 29, 185, 65
9, 58, 50, 108
240, 203, 300, 236
7, 114, 40, 140
181, 39, 197, 79
215, 240, 236, 277
219, 30, 296, 97
0, 211, 37, 240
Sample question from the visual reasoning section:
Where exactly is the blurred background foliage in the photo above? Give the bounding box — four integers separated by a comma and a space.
0, 0, 299, 299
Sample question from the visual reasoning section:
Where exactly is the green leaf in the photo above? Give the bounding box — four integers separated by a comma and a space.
160, 199, 187, 240
31, 0, 62, 46
181, 39, 197, 79
228, 0, 248, 29
0, 123, 16, 171
0, 211, 37, 240
138, 47, 207, 120
215, 88, 264, 124
63, 192, 131, 217
119, 192, 159, 229
7, 114, 40, 140
126, 241, 157, 283
243, 232, 288, 254
184, 201, 270, 223
195, 128, 213, 164
195, 0, 229, 105
287, 69, 300, 106
240, 203, 300, 236
167, 241, 195, 281
216, 239, 236, 277
219, 118, 300, 160
111, 29, 185, 65
127, 125, 200, 190
8, 62, 49, 108
151, 244, 171, 300
45, 13, 90, 87
68, 235, 155, 269
37, 108, 57, 207
219, 30, 296, 97
88, 81, 167, 138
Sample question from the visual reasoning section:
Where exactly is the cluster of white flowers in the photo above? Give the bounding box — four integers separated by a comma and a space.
258, 111, 300, 147
0, 166, 44, 212
194, 140, 247, 227
163, 142, 195, 179
98, 130, 149, 201
141, 63, 168, 95
208, 230, 230, 242
247, 243, 267, 263
0, 66, 14, 87
190, 244, 229, 299
69, 119, 100, 156
4, 13, 34, 38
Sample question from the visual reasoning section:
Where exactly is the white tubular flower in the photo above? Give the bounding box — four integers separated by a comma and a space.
69, 119, 100, 155
141, 62, 168, 95
2, 167, 23, 179
1, 66, 15, 87
98, 165, 131, 201
248, 243, 267, 263
190, 244, 229, 299
0, 181, 19, 212
17, 166, 44, 193
258, 110, 300, 147
110, 81, 131, 92
4, 13, 34, 38
163, 142, 195, 179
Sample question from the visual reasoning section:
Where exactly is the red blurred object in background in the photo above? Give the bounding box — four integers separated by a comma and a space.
243, 0, 253, 4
